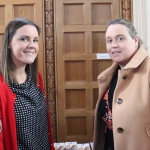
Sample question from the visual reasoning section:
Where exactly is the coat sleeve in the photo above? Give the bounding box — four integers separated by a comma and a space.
0, 88, 4, 150
38, 72, 55, 150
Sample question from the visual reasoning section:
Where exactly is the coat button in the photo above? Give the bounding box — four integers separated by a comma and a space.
116, 98, 123, 104
117, 127, 123, 133
123, 74, 127, 79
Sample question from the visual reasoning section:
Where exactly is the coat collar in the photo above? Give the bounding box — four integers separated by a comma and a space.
97, 63, 118, 80
124, 46, 148, 69
98, 46, 148, 80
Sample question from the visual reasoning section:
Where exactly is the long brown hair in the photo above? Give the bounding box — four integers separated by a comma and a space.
0, 18, 41, 86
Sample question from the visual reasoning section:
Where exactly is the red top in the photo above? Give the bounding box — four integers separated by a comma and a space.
0, 73, 54, 150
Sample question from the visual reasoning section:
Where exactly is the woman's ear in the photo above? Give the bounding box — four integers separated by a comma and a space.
135, 36, 139, 43
134, 36, 139, 48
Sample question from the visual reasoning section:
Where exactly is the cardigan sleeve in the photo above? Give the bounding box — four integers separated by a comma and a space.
0, 83, 5, 150
0, 112, 4, 150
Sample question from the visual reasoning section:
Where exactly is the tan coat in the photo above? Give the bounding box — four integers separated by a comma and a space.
93, 46, 150, 150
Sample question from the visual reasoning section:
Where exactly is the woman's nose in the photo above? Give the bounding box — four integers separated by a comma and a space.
111, 41, 118, 47
27, 41, 35, 48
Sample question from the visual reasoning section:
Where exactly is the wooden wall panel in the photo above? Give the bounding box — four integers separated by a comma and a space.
55, 0, 120, 143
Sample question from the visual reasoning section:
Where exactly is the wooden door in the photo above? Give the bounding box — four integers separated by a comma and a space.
0, 0, 45, 79
55, 0, 121, 142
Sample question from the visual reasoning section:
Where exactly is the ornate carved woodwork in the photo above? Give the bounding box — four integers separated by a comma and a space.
44, 0, 132, 142
44, 0, 56, 142
121, 0, 132, 21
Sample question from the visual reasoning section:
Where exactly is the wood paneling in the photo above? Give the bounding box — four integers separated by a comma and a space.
55, 0, 120, 143
44, 0, 132, 141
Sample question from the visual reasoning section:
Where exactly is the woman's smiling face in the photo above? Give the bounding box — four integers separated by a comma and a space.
9, 24, 39, 67
105, 24, 139, 67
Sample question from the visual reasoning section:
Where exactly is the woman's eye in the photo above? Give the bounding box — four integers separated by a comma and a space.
21, 38, 28, 42
118, 37, 124, 41
106, 39, 112, 43
33, 39, 38, 43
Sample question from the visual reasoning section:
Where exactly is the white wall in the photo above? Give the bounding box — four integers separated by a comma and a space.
133, 0, 150, 53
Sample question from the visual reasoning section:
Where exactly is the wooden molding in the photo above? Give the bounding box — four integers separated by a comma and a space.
44, 0, 132, 142
44, 0, 57, 142
121, 0, 132, 21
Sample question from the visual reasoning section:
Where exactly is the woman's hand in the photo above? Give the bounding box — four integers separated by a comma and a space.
0, 119, 2, 133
